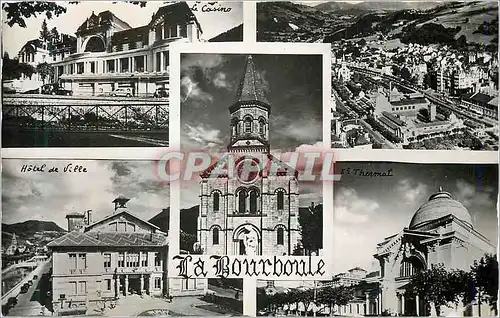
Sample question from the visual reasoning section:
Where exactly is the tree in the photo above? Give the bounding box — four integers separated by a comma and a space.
298, 204, 323, 255
318, 285, 354, 316
2, 2, 68, 28
50, 27, 60, 43
36, 62, 54, 83
471, 254, 498, 314
406, 263, 469, 316
40, 19, 50, 41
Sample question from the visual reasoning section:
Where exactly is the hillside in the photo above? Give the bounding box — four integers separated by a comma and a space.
314, 1, 438, 15
209, 24, 243, 42
2, 220, 65, 238
148, 205, 199, 235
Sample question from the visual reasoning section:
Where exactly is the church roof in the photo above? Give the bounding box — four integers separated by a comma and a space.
47, 231, 167, 248
234, 55, 270, 105
83, 210, 161, 233
409, 187, 472, 230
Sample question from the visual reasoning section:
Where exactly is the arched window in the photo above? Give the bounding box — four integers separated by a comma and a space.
259, 119, 266, 136
231, 118, 239, 137
244, 117, 252, 134
277, 227, 284, 245
213, 227, 219, 245
238, 190, 246, 213
277, 191, 284, 210
399, 257, 424, 278
249, 190, 258, 214
213, 192, 220, 212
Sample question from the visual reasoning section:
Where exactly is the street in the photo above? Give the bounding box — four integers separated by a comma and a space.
8, 261, 52, 316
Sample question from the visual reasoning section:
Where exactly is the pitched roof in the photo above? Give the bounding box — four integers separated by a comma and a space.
390, 97, 428, 106
150, 2, 201, 33
77, 10, 132, 33
234, 55, 270, 105
47, 231, 167, 248
84, 210, 161, 233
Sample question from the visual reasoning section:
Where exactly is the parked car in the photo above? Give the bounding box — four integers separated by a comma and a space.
20, 284, 29, 293
27, 280, 33, 286
111, 87, 133, 97
33, 275, 38, 280
153, 87, 169, 98
41, 84, 73, 96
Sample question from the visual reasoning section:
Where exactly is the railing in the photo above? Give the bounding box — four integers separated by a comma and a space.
2, 95, 169, 132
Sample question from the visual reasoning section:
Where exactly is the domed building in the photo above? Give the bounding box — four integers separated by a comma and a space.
371, 187, 495, 317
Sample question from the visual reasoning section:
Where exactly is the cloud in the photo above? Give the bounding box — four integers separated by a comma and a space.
181, 76, 213, 103
454, 179, 495, 208
396, 179, 427, 204
334, 187, 380, 224
213, 72, 229, 88
183, 123, 223, 150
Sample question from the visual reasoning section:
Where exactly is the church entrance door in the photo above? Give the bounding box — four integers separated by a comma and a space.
233, 224, 261, 256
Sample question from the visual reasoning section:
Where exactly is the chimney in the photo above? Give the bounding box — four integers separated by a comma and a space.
112, 196, 130, 212
86, 210, 92, 225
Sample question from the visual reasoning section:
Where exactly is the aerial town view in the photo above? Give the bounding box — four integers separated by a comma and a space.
257, 1, 499, 150
2, 1, 243, 147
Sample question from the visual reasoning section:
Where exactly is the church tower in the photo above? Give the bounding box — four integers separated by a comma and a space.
198, 55, 300, 257
228, 55, 270, 153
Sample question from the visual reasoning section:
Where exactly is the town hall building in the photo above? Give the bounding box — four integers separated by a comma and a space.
48, 196, 206, 316
197, 55, 302, 256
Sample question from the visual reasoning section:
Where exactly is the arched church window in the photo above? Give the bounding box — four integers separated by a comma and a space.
213, 192, 220, 212
249, 190, 258, 214
399, 257, 423, 278
212, 227, 219, 245
231, 118, 238, 137
277, 191, 284, 210
277, 227, 284, 245
259, 119, 266, 136
244, 117, 252, 134
237, 190, 246, 213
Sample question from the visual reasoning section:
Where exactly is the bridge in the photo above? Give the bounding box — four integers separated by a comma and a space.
2, 94, 169, 147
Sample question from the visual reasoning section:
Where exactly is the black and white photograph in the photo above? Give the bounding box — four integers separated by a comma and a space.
176, 49, 328, 257
1, 159, 240, 317
331, 162, 498, 317
257, 1, 499, 151
2, 1, 243, 147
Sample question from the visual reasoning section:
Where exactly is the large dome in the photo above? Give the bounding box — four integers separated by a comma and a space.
409, 188, 472, 229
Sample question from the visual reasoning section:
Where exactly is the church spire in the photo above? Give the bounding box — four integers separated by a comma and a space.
235, 55, 270, 105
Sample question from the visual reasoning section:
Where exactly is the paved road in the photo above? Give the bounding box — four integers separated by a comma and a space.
359, 119, 397, 149
9, 261, 51, 316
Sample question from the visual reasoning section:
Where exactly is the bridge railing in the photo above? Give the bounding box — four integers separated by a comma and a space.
2, 96, 169, 132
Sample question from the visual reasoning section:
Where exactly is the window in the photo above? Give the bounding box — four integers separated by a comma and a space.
163, 51, 169, 70
120, 58, 129, 73
69, 254, 77, 270
70, 282, 77, 295
90, 61, 95, 74
105, 279, 112, 291
155, 26, 162, 40
154, 277, 161, 289
77, 62, 84, 74
249, 190, 258, 213
118, 253, 125, 267
127, 253, 139, 267
213, 227, 219, 245
106, 60, 115, 73
154, 252, 161, 267
171, 25, 178, 38
213, 192, 220, 212
277, 227, 284, 245
141, 253, 148, 267
78, 254, 87, 269
79, 281, 87, 295
104, 253, 111, 268
180, 24, 187, 37
244, 118, 252, 133
156, 52, 161, 72
277, 191, 284, 210
259, 120, 266, 136
134, 56, 145, 72
238, 190, 246, 213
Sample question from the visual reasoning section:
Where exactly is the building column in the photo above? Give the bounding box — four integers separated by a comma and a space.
140, 274, 144, 292
148, 275, 153, 294
129, 57, 133, 73
401, 293, 405, 316
115, 275, 120, 298
415, 294, 420, 316
125, 274, 129, 297
365, 293, 370, 315
160, 52, 165, 72
115, 59, 119, 73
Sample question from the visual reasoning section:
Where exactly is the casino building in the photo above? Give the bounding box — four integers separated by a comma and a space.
48, 196, 206, 316
197, 55, 302, 256
51, 2, 202, 96
373, 187, 495, 316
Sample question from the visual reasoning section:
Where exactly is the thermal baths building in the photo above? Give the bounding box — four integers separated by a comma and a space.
48, 196, 206, 316
373, 188, 495, 316
52, 2, 201, 96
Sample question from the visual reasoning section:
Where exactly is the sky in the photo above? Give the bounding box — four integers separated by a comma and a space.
180, 53, 324, 153
332, 162, 499, 274
2, 1, 243, 57
2, 159, 169, 230
179, 53, 324, 209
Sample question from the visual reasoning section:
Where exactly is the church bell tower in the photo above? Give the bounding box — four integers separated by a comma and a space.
228, 55, 270, 153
